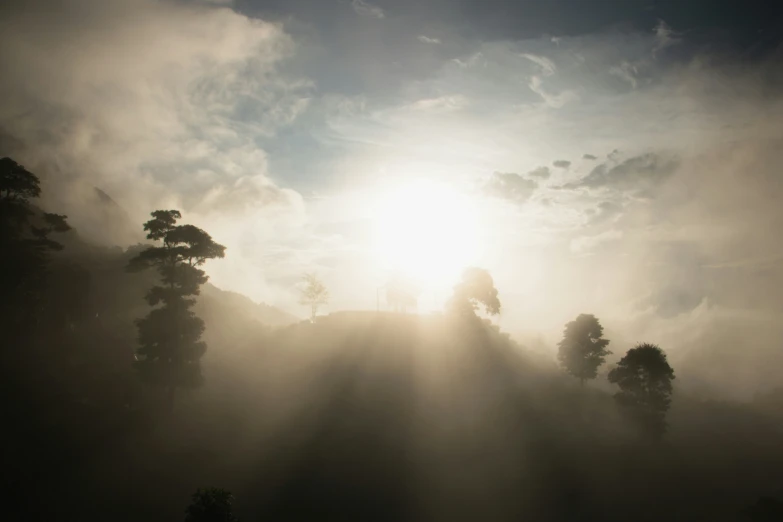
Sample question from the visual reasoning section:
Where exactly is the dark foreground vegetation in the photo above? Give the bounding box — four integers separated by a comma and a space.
2, 157, 783, 521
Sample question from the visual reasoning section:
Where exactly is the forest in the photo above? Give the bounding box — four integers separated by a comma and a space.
2, 155, 783, 522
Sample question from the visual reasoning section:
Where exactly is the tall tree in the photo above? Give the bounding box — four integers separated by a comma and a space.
0, 157, 71, 324
557, 314, 611, 385
127, 210, 225, 405
447, 267, 501, 317
608, 343, 675, 439
299, 273, 329, 322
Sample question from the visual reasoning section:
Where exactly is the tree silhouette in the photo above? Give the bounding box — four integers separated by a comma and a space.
448, 267, 501, 317
127, 210, 225, 406
557, 314, 611, 385
0, 157, 71, 324
299, 273, 329, 322
608, 343, 675, 439
184, 488, 238, 522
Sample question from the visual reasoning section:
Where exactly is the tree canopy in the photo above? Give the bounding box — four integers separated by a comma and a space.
127, 210, 225, 402
0, 156, 41, 203
608, 343, 675, 439
448, 267, 501, 317
299, 273, 329, 321
557, 313, 611, 384
0, 157, 71, 325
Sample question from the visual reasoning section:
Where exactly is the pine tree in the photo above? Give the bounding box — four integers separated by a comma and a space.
0, 157, 71, 325
127, 210, 225, 406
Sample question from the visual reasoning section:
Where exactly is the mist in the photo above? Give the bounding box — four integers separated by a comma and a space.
2, 0, 783, 520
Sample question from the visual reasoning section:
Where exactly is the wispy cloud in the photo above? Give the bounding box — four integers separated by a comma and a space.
0, 0, 310, 217
417, 35, 441, 44
522, 52, 578, 107
653, 19, 681, 55
522, 53, 557, 76
351, 0, 385, 19
452, 52, 484, 68
528, 76, 579, 108
409, 95, 468, 112
610, 61, 640, 88
571, 153, 680, 191
484, 172, 538, 203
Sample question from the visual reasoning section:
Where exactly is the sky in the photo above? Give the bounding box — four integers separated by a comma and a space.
1, 0, 782, 396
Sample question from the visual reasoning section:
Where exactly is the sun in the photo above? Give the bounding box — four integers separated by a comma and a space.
372, 179, 483, 301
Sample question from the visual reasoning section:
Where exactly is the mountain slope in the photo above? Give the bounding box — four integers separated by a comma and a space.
198, 283, 299, 330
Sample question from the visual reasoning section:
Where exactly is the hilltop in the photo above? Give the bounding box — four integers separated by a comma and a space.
3, 191, 783, 521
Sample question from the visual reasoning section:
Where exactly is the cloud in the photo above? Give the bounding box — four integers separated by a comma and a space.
528, 166, 551, 179
0, 0, 310, 224
610, 61, 640, 88
653, 19, 681, 55
552, 160, 571, 169
310, 13, 783, 397
196, 175, 297, 214
605, 20, 681, 94
570, 229, 623, 254
520, 52, 578, 108
484, 172, 538, 202
417, 35, 441, 45
574, 152, 679, 191
521, 53, 557, 76
587, 200, 623, 225
408, 95, 468, 112
0, 0, 316, 307
528, 76, 579, 108
452, 52, 485, 69
351, 0, 385, 19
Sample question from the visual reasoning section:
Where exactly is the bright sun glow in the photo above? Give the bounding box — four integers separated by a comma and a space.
373, 179, 483, 299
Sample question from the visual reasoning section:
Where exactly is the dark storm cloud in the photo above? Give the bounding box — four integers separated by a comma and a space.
484, 172, 538, 202
553, 160, 571, 169
582, 154, 598, 160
